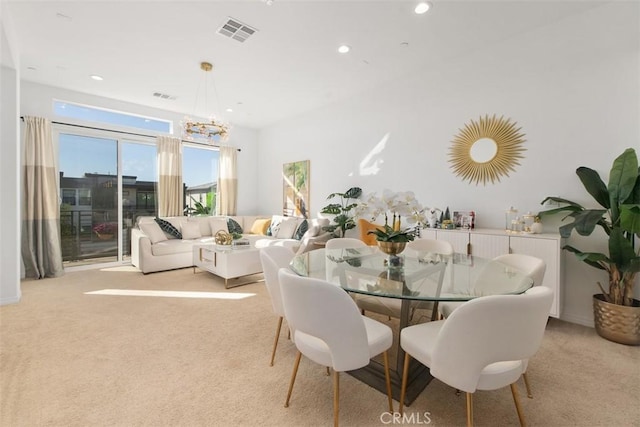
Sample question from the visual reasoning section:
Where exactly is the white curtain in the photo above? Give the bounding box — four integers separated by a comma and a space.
21, 116, 64, 278
157, 136, 183, 217
217, 145, 237, 215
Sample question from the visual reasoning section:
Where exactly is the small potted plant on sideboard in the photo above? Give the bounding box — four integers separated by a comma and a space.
539, 148, 639, 345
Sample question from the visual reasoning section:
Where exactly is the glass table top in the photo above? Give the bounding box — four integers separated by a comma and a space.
290, 246, 534, 302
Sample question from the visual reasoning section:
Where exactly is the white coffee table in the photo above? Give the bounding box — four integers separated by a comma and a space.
192, 243, 263, 288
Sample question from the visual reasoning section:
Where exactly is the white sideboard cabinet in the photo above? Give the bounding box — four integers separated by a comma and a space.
419, 228, 564, 318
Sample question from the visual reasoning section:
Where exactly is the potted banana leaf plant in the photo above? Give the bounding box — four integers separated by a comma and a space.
539, 148, 640, 345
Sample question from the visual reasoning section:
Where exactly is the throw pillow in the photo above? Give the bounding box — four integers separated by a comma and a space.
227, 217, 243, 235
293, 219, 308, 240
181, 221, 202, 240
140, 222, 168, 244
155, 217, 182, 239
276, 217, 299, 239
269, 215, 285, 237
209, 218, 229, 236
250, 218, 271, 235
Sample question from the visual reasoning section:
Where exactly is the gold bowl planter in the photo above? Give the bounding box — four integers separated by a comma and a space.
593, 294, 640, 346
377, 241, 406, 256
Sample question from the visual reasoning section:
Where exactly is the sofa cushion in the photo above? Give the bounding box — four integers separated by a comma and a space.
155, 217, 182, 239
140, 222, 168, 244
250, 218, 272, 235
150, 239, 194, 256
227, 217, 243, 235
181, 221, 202, 240
189, 216, 212, 237
293, 219, 308, 240
305, 224, 321, 238
276, 217, 299, 239
209, 218, 229, 236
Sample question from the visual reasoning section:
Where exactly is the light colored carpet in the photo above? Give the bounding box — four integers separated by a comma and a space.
1, 266, 639, 427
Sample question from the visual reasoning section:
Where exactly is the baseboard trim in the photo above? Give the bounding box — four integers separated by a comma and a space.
0, 295, 21, 305
560, 312, 594, 328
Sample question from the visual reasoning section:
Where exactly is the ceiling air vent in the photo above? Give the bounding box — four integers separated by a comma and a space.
153, 92, 176, 101
217, 17, 257, 43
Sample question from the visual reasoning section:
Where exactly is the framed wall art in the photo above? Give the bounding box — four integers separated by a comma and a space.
282, 160, 310, 218
453, 210, 476, 229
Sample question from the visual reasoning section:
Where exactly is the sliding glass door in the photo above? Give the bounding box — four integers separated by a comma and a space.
121, 141, 157, 260
59, 133, 158, 267
59, 134, 118, 266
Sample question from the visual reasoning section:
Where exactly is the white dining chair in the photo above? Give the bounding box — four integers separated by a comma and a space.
439, 253, 546, 398
278, 267, 394, 427
259, 246, 295, 366
399, 286, 553, 426
325, 237, 367, 250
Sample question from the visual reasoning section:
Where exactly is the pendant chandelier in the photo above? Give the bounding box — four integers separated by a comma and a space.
181, 61, 230, 142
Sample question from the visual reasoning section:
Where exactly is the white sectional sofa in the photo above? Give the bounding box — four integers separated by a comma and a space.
131, 215, 330, 274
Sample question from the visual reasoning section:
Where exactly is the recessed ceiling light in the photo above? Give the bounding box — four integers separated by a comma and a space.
415, 2, 432, 14
226, 108, 233, 113
338, 45, 351, 54
90, 75, 104, 81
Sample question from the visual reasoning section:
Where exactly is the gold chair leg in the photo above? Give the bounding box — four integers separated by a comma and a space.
333, 371, 340, 427
270, 316, 283, 366
510, 383, 526, 426
287, 327, 291, 340
466, 392, 474, 427
326, 366, 330, 376
399, 352, 411, 415
522, 372, 533, 398
382, 351, 393, 412
284, 351, 302, 408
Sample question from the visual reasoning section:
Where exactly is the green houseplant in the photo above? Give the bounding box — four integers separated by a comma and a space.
320, 187, 363, 238
539, 148, 640, 344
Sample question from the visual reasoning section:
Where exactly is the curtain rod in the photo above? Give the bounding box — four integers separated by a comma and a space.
19, 116, 241, 152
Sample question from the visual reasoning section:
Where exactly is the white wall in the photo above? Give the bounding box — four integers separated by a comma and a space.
0, 9, 22, 304
19, 82, 261, 214
256, 3, 640, 326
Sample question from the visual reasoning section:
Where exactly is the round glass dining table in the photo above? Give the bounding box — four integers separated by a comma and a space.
290, 246, 533, 302
289, 246, 534, 403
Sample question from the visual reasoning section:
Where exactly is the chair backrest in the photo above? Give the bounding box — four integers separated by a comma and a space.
325, 237, 367, 250
493, 254, 546, 286
471, 254, 546, 295
405, 239, 454, 257
278, 268, 371, 372
358, 218, 383, 246
259, 246, 295, 317
431, 286, 553, 393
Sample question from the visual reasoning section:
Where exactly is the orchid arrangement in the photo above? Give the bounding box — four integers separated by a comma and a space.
355, 190, 426, 242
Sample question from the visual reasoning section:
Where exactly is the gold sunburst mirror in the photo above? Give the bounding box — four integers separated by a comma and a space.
448, 115, 526, 185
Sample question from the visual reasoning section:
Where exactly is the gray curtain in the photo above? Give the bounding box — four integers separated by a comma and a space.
157, 136, 183, 217
21, 116, 64, 278
217, 145, 237, 215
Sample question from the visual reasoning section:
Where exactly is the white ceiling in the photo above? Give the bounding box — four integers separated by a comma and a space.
4, 0, 602, 130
